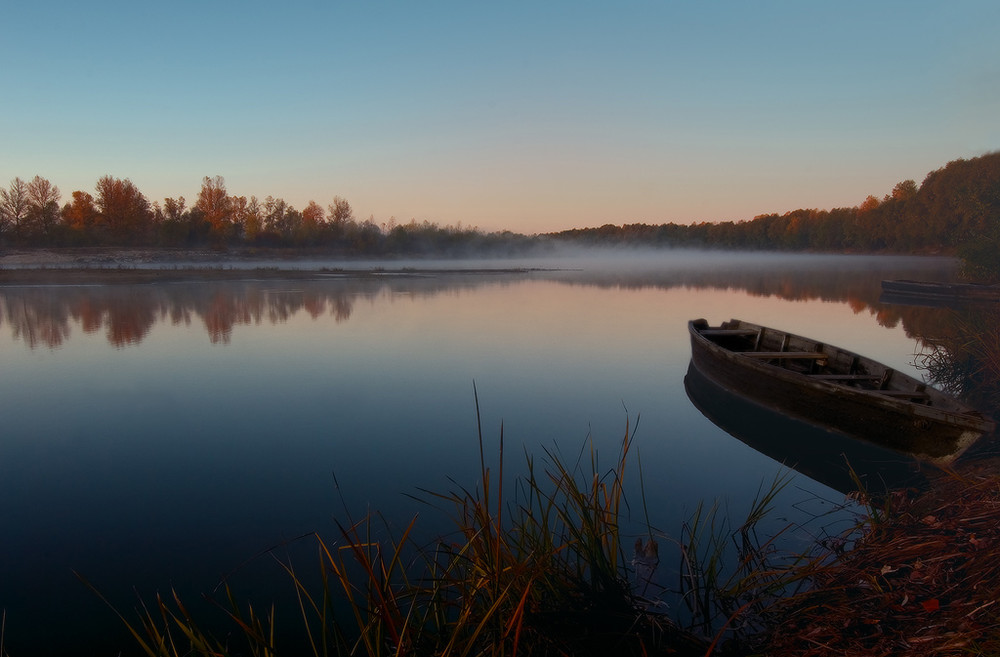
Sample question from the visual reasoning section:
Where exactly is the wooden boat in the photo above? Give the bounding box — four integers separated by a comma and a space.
881, 279, 1000, 303
688, 318, 995, 464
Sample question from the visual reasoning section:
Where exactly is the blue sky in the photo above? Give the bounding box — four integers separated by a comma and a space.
2, 1, 998, 233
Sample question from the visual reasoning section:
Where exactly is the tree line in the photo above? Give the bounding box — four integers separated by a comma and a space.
552, 152, 1000, 276
1, 152, 997, 273
0, 174, 534, 256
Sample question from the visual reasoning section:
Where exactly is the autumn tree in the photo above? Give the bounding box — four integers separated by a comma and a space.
62, 190, 100, 236
297, 200, 326, 243
302, 200, 325, 227
234, 196, 263, 242
0, 177, 30, 240
891, 179, 917, 202
196, 175, 234, 241
95, 176, 152, 243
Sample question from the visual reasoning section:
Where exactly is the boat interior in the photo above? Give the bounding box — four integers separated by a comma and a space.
695, 318, 931, 403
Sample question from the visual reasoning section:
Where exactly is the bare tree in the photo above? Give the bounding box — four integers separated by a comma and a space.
327, 196, 353, 225
263, 196, 289, 235
26, 175, 61, 238
162, 197, 187, 222
234, 195, 263, 241
0, 177, 30, 239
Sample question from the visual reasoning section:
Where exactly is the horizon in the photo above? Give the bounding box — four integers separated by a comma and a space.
2, 2, 998, 234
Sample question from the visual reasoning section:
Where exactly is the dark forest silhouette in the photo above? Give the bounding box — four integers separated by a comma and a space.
553, 152, 1000, 275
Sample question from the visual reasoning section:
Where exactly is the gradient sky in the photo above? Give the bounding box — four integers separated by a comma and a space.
2, 1, 998, 234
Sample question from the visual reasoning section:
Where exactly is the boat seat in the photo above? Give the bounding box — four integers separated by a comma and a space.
701, 329, 759, 336
873, 390, 930, 399
743, 351, 827, 359
808, 374, 882, 381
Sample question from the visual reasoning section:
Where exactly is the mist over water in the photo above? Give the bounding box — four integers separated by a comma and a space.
0, 252, 967, 655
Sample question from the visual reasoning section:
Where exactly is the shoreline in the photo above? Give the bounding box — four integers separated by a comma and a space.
0, 247, 565, 285
0, 266, 553, 286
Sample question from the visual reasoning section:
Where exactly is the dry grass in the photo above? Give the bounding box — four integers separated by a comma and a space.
753, 460, 1000, 656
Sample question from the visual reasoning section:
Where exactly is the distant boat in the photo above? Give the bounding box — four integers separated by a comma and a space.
881, 279, 1000, 303
687, 318, 995, 464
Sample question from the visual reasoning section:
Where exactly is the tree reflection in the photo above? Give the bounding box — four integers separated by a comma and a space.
2, 276, 521, 349
104, 290, 159, 347
0, 282, 369, 349
0, 259, 972, 357
4, 294, 72, 349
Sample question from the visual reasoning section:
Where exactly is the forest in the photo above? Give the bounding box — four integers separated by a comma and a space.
1, 151, 998, 276
553, 151, 1000, 276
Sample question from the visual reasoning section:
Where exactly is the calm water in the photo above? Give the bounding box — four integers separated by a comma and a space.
0, 252, 974, 654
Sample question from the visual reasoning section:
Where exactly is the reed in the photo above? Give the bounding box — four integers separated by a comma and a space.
88, 393, 828, 656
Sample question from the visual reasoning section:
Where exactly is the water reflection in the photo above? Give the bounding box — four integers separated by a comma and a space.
0, 278, 470, 348
684, 363, 930, 495
0, 254, 960, 350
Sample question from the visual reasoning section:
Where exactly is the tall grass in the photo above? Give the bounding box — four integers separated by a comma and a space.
87, 393, 828, 656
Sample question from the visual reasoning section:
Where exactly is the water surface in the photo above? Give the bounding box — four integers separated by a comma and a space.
0, 252, 972, 654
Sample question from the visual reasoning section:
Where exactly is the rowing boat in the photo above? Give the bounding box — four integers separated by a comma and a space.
687, 318, 995, 464
881, 279, 1000, 303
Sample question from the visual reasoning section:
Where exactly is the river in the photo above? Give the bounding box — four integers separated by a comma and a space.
0, 251, 985, 655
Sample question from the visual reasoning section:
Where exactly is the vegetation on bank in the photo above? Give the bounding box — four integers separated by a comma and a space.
1, 152, 998, 278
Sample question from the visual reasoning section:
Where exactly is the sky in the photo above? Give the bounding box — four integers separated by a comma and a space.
2, 1, 998, 234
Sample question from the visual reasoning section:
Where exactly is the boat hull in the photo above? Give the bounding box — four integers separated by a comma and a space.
684, 362, 928, 494
688, 319, 993, 464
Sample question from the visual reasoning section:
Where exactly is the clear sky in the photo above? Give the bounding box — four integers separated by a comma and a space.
2, 1, 998, 234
